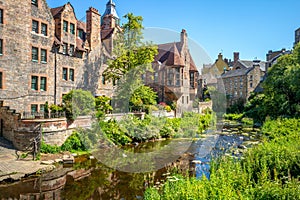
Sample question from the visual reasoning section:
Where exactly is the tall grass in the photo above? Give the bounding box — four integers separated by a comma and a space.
144, 118, 300, 200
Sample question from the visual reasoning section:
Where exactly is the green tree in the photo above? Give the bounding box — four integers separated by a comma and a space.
103, 13, 158, 81
63, 89, 95, 120
130, 85, 157, 113
95, 96, 113, 119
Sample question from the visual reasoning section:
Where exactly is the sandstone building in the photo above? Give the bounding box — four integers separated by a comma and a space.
0, 0, 120, 117
144, 29, 199, 114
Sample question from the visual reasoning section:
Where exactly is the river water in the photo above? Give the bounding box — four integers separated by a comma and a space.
0, 134, 248, 199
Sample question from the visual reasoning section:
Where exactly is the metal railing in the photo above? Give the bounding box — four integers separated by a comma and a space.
21, 111, 66, 120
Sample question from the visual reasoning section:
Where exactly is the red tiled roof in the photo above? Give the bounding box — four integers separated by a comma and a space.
50, 6, 64, 18
189, 52, 198, 71
101, 28, 114, 40
156, 42, 184, 66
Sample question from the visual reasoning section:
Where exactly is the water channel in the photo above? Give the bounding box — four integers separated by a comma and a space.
0, 133, 256, 199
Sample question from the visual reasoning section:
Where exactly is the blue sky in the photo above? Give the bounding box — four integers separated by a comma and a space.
47, 0, 300, 64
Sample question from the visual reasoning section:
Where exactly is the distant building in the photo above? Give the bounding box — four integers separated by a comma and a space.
144, 30, 199, 115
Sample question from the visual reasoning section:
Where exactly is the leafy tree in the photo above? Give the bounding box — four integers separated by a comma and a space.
129, 85, 157, 113
246, 43, 300, 121
103, 13, 158, 113
103, 13, 158, 81
63, 89, 95, 120
95, 96, 113, 119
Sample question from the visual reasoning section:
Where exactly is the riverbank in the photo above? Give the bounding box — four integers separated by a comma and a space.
0, 138, 55, 182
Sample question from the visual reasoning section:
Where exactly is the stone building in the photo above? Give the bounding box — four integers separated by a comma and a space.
144, 29, 199, 115
220, 60, 262, 106
0, 0, 120, 116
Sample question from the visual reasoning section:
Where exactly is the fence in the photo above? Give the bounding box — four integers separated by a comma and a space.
21, 111, 66, 120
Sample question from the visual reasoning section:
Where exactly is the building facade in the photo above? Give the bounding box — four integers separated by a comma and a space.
0, 0, 120, 116
145, 30, 199, 114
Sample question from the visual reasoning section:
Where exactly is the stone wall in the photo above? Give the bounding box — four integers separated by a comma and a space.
0, 106, 21, 142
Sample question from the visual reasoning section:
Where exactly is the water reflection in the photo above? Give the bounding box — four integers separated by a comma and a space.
0, 140, 195, 200
0, 135, 247, 199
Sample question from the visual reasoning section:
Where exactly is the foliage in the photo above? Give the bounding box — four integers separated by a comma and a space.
226, 98, 245, 113
60, 132, 87, 152
100, 119, 132, 145
144, 118, 300, 200
63, 89, 95, 120
49, 104, 64, 113
129, 85, 158, 113
95, 96, 113, 119
246, 43, 300, 121
223, 113, 244, 121
40, 132, 87, 154
103, 13, 158, 81
159, 118, 181, 138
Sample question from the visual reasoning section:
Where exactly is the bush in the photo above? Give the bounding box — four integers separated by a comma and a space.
223, 113, 244, 121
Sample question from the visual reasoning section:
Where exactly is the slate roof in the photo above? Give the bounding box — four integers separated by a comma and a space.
101, 28, 115, 40
50, 6, 64, 18
156, 42, 185, 66
77, 21, 86, 31
221, 67, 254, 78
237, 60, 267, 72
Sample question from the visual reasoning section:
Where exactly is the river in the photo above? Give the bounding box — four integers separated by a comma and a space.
0, 133, 256, 199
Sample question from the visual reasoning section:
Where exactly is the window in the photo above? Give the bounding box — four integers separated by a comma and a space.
0, 9, 3, 24
32, 47, 38, 61
63, 43, 68, 54
182, 96, 184, 104
154, 72, 158, 83
78, 29, 84, 40
31, 104, 38, 114
32, 20, 39, 33
40, 77, 47, 91
31, 76, 38, 90
69, 44, 74, 56
167, 69, 173, 86
175, 68, 180, 86
70, 23, 75, 34
40, 104, 45, 113
41, 49, 47, 63
0, 39, 2, 55
102, 76, 105, 85
250, 75, 253, 81
186, 96, 189, 104
69, 69, 74, 81
0, 72, 2, 89
41, 23, 47, 36
63, 68, 68, 80
250, 82, 253, 88
63, 20, 68, 32
31, 0, 38, 6
240, 91, 243, 97
190, 72, 194, 88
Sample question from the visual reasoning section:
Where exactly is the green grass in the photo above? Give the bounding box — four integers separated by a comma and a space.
144, 118, 300, 200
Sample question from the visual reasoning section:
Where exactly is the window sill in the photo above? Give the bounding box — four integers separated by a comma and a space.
41, 61, 47, 64
32, 60, 38, 63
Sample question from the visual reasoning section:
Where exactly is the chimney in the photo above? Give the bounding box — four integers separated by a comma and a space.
86, 7, 101, 51
218, 53, 223, 60
233, 52, 239, 65
180, 29, 187, 47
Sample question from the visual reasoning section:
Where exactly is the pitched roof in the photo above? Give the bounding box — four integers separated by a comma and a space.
77, 21, 86, 31
156, 42, 185, 66
237, 60, 267, 72
189, 52, 197, 71
101, 28, 114, 40
50, 6, 64, 18
221, 67, 254, 78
